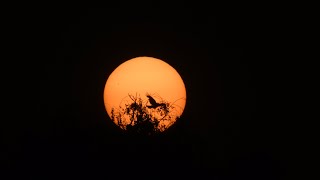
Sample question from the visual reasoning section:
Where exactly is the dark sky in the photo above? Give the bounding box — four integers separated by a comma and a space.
4, 6, 290, 180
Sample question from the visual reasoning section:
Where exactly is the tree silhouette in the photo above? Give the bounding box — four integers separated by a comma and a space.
111, 93, 181, 136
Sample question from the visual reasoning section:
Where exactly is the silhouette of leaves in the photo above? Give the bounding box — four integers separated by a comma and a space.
111, 93, 180, 135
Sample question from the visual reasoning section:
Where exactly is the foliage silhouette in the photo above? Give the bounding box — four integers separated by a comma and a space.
111, 93, 180, 136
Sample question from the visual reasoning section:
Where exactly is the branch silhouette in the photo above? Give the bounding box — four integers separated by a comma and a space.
110, 93, 179, 135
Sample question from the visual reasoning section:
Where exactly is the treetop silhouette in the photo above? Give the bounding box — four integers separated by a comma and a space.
111, 93, 182, 135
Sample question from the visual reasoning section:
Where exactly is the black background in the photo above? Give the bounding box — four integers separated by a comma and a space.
3, 6, 290, 180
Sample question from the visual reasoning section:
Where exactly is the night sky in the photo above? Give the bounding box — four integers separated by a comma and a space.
4, 6, 289, 180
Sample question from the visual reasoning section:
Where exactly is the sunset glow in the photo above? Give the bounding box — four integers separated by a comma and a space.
103, 56, 186, 131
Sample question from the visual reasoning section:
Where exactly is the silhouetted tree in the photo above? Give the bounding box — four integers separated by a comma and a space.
111, 93, 180, 136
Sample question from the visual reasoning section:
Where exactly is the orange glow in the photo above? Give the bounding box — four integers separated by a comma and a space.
103, 56, 186, 131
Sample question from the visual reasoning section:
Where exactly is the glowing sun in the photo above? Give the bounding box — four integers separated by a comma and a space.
103, 56, 186, 133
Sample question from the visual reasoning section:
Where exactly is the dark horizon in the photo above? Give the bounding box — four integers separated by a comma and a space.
4, 7, 289, 180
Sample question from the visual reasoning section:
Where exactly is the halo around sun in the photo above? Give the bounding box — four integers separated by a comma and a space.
103, 56, 186, 134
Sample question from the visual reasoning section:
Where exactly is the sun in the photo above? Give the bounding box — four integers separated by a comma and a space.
103, 56, 186, 134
